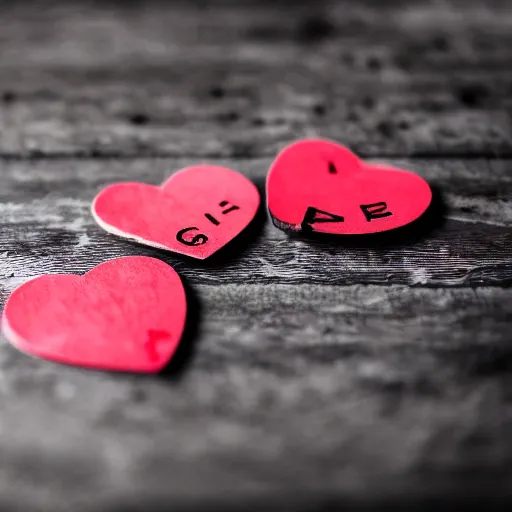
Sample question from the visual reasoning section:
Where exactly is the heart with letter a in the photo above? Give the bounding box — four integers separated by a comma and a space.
266, 139, 432, 235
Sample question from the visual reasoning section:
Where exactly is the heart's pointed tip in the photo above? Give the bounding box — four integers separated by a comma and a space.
193, 253, 214, 261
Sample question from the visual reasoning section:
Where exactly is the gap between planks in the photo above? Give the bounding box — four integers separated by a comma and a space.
1, 152, 512, 161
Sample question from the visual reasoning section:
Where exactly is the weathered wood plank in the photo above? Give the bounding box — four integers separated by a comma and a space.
0, 2, 511, 509
0, 157, 510, 287
0, 284, 510, 511
1, 1, 511, 157
2, 0, 512, 70
2, 221, 510, 287
1, 157, 510, 224
1, 68, 510, 158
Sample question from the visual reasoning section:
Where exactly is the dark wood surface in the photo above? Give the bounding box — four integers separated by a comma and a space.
0, 1, 511, 510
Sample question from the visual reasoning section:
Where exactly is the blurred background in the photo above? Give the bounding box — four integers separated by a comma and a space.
0, 1, 511, 511
1, 0, 511, 159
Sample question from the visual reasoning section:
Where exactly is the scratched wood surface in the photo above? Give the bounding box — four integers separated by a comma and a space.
0, 1, 511, 511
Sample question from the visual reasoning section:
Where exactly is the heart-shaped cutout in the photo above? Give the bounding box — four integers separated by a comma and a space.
2, 256, 187, 373
92, 166, 260, 259
267, 139, 432, 235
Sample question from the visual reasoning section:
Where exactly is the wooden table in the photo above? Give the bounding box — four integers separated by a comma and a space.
0, 1, 511, 510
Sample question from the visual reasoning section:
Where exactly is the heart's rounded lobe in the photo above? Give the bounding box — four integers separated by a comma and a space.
92, 166, 260, 259
267, 139, 432, 235
2, 256, 187, 373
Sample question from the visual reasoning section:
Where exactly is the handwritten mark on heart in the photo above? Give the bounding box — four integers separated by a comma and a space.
92, 166, 260, 259
266, 139, 432, 235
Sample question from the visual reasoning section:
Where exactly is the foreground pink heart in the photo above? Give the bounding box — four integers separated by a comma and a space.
267, 139, 432, 235
92, 165, 260, 259
2, 256, 187, 373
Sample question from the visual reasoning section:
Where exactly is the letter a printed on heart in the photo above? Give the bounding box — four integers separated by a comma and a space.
2, 257, 187, 373
266, 139, 432, 235
92, 166, 260, 259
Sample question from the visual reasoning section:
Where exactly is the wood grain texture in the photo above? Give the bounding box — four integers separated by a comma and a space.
0, 284, 511, 511
1, 0, 512, 157
0, 158, 509, 288
0, 0, 511, 510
